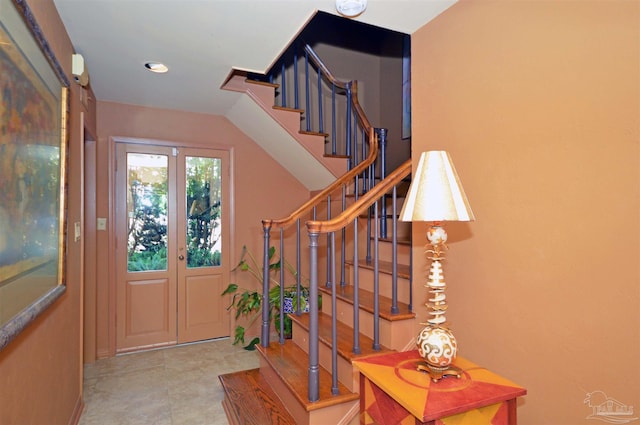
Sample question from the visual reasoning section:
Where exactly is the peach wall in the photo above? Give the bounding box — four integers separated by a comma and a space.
0, 0, 87, 423
379, 51, 410, 171
316, 43, 411, 172
94, 101, 311, 356
411, 1, 639, 423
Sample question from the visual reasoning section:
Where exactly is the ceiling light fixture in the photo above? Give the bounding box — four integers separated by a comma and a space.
336, 0, 367, 17
144, 62, 169, 73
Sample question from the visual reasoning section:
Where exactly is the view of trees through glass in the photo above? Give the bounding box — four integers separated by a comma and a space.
126, 153, 169, 272
185, 156, 222, 269
126, 153, 222, 272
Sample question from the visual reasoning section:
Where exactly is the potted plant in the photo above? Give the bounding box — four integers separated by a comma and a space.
221, 245, 310, 350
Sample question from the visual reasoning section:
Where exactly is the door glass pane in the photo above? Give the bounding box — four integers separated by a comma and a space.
126, 153, 168, 272
185, 156, 222, 268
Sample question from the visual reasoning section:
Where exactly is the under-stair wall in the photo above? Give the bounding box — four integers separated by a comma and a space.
222, 73, 349, 180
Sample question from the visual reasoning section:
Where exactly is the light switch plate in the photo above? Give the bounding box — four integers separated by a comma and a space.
74, 222, 81, 242
97, 217, 107, 231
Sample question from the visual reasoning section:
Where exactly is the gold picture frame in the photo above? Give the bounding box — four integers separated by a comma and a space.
0, 0, 69, 350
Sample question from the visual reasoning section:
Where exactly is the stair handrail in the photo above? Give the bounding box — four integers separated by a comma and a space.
304, 45, 346, 90
263, 45, 377, 231
303, 45, 371, 130
262, 127, 377, 230
260, 45, 378, 348
306, 159, 411, 234
304, 159, 412, 402
304, 44, 375, 168
259, 44, 388, 405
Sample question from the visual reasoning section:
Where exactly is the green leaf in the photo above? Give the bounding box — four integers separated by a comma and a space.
248, 293, 261, 310
243, 337, 260, 351
232, 326, 246, 345
268, 286, 281, 301
221, 283, 238, 295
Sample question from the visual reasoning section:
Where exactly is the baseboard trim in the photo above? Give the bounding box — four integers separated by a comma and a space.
68, 396, 84, 425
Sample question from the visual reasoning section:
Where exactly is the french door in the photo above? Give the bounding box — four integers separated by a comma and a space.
115, 143, 230, 352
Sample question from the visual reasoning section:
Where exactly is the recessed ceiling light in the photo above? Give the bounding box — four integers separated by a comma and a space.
336, 0, 367, 17
144, 62, 169, 73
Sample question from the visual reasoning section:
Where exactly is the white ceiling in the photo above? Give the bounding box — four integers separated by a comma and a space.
53, 0, 455, 189
53, 0, 455, 116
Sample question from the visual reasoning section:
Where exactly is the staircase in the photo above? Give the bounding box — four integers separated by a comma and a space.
220, 230, 415, 425
220, 45, 415, 424
222, 73, 349, 180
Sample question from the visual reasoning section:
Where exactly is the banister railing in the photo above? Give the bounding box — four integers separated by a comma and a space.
251, 44, 384, 178
306, 160, 411, 234
257, 44, 407, 403
263, 127, 378, 230
305, 159, 412, 399
260, 43, 379, 350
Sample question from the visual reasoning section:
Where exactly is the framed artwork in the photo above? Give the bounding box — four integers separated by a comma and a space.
0, 0, 69, 350
401, 35, 411, 140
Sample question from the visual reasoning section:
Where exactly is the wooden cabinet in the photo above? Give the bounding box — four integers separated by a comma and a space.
354, 350, 526, 425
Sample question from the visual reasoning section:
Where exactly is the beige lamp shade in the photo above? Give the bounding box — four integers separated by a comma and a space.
399, 151, 475, 222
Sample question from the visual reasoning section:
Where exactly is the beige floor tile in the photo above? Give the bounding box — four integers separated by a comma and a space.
79, 338, 258, 425
84, 349, 166, 380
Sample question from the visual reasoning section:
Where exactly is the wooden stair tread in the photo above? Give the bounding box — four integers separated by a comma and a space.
376, 236, 411, 245
273, 105, 304, 114
319, 285, 415, 321
257, 342, 359, 412
245, 78, 279, 89
219, 368, 296, 425
347, 258, 411, 279
299, 130, 329, 137
289, 312, 394, 362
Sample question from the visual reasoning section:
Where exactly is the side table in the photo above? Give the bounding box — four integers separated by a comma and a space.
353, 350, 526, 425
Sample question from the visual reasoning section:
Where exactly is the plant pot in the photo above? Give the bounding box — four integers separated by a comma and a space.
283, 295, 310, 314
275, 295, 309, 339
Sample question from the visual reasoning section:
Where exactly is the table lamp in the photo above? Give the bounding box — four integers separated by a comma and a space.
399, 151, 475, 382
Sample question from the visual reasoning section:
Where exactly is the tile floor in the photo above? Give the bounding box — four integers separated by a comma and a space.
79, 338, 259, 425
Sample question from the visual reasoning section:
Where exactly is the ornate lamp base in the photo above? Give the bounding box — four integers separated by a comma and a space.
417, 361, 462, 382
416, 325, 460, 383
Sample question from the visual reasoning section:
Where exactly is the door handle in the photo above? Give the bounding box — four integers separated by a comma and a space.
178, 255, 185, 261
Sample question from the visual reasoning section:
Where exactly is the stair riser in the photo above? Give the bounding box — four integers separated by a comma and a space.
246, 81, 277, 104
272, 107, 302, 129
291, 322, 360, 393
364, 238, 411, 264
259, 357, 310, 425
309, 401, 360, 425
322, 297, 416, 350
232, 78, 348, 178
259, 357, 358, 425
221, 398, 241, 425
345, 268, 412, 302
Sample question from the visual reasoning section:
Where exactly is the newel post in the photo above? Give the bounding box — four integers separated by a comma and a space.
307, 229, 320, 402
261, 221, 272, 347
